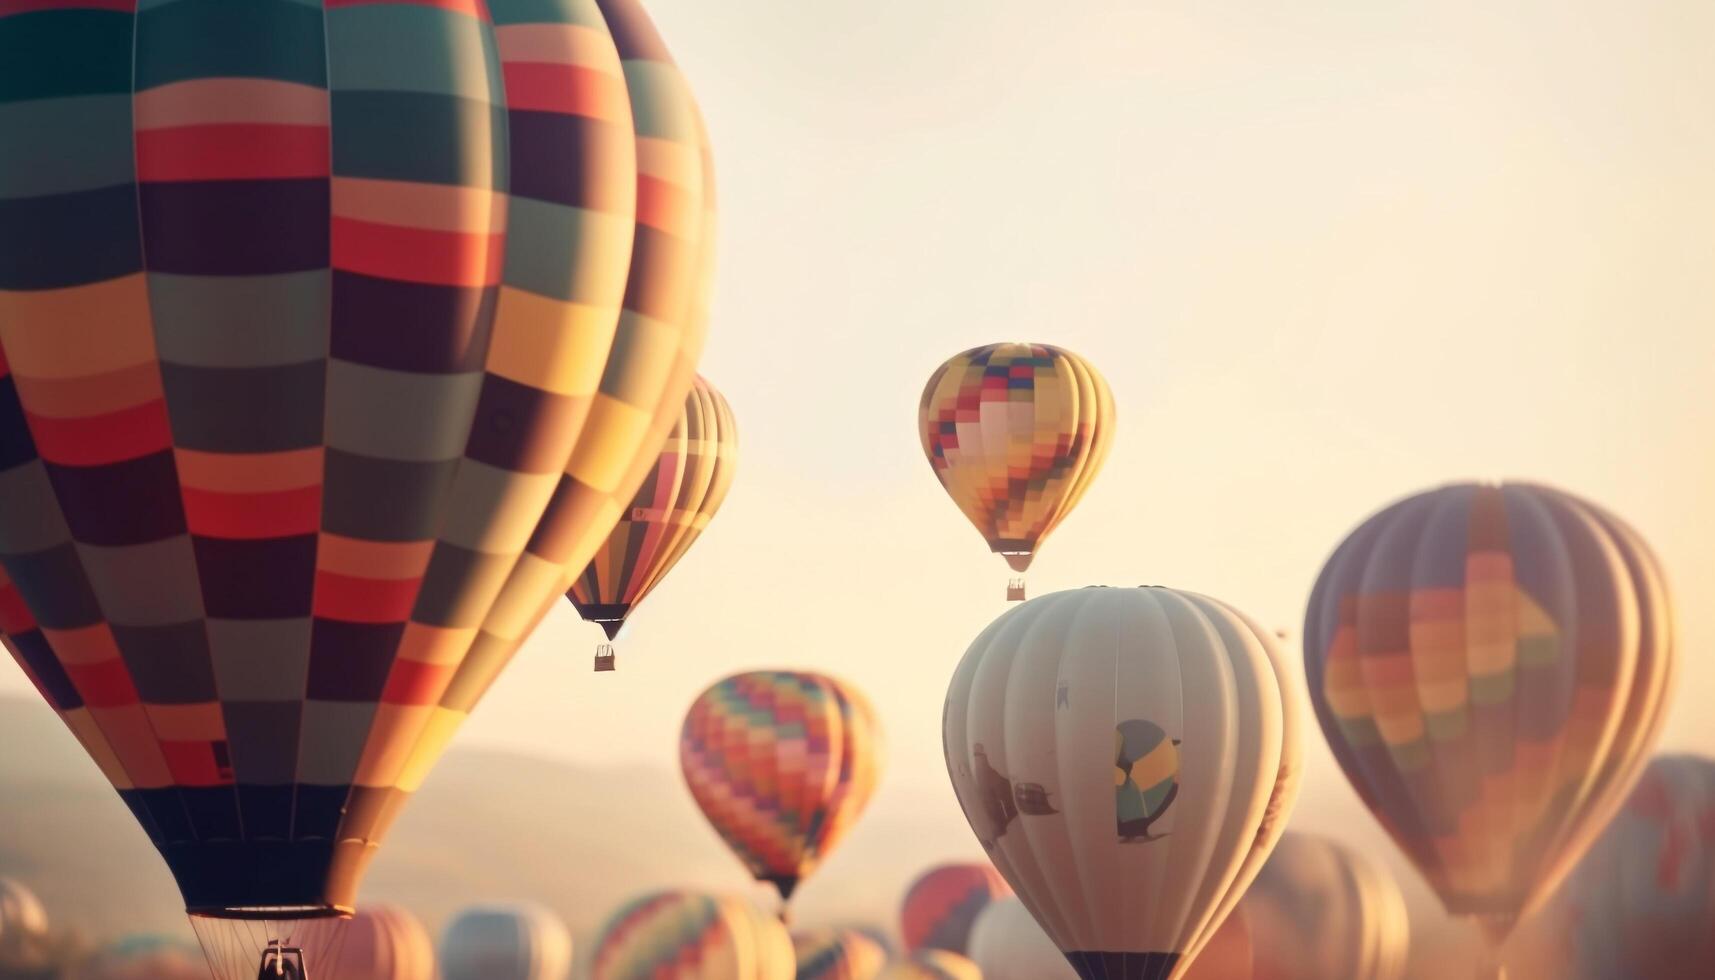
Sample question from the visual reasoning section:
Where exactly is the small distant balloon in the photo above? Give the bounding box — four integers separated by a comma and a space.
794, 928, 890, 980
967, 898, 1075, 980
439, 904, 573, 980
919, 344, 1114, 598
878, 950, 983, 980
1236, 833, 1409, 980
944, 586, 1302, 980
1304, 482, 1676, 956
900, 864, 1010, 955
1511, 755, 1715, 980
298, 905, 435, 980
681, 672, 883, 906
591, 892, 793, 980
0, 877, 49, 970
569, 376, 739, 670
76, 936, 206, 980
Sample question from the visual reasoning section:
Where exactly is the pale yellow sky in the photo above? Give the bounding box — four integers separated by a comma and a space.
2, 0, 1710, 947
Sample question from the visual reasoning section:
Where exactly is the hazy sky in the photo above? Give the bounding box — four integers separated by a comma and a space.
3, 0, 1711, 945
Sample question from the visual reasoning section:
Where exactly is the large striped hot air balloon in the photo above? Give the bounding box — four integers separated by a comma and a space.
568, 374, 737, 670
0, 0, 714, 975
792, 928, 889, 980
944, 587, 1301, 980
591, 892, 793, 980
1237, 833, 1409, 980
918, 344, 1113, 600
680, 671, 883, 907
877, 950, 982, 980
1304, 483, 1676, 975
1510, 755, 1715, 980
899, 864, 1010, 955
439, 904, 573, 980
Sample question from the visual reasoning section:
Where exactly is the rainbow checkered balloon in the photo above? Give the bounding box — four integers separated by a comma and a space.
919, 343, 1113, 574
591, 891, 792, 980
680, 671, 883, 903
792, 928, 889, 980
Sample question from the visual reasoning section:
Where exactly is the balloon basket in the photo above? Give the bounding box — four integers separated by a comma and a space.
1006, 578, 1027, 602
595, 643, 616, 672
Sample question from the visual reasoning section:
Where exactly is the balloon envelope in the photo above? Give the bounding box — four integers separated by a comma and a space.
878, 950, 982, 980
918, 343, 1113, 573
793, 928, 889, 980
569, 375, 738, 641
943, 586, 1302, 980
591, 891, 793, 980
1236, 833, 1409, 980
681, 671, 883, 901
0, 0, 712, 973
295, 904, 435, 980
439, 903, 573, 980
1512, 754, 1715, 980
899, 864, 1010, 955
0, 877, 49, 970
967, 898, 1074, 980
1304, 482, 1675, 939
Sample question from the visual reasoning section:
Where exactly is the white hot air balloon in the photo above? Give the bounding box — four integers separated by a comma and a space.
968, 898, 1076, 980
439, 904, 573, 980
943, 586, 1302, 980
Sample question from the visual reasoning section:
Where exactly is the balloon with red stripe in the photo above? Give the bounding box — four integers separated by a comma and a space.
680, 671, 883, 907
900, 864, 1011, 955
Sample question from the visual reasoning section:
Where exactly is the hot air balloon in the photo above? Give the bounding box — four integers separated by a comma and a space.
877, 950, 982, 980
290, 905, 435, 980
681, 672, 883, 909
0, 877, 50, 974
1304, 483, 1676, 976
967, 898, 1075, 980
1510, 755, 1715, 980
918, 344, 1113, 601
943, 586, 1302, 980
899, 864, 1010, 955
793, 928, 889, 980
439, 904, 573, 980
591, 891, 794, 980
568, 374, 737, 670
75, 936, 208, 980
1235, 832, 1409, 980
0, 0, 713, 974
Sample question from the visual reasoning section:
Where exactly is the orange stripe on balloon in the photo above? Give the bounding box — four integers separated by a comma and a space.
501, 63, 630, 119
181, 485, 323, 539
313, 571, 422, 623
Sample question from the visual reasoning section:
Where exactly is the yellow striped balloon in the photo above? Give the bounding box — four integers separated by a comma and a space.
591, 892, 792, 980
568, 375, 739, 646
681, 672, 883, 904
918, 344, 1113, 584
793, 929, 889, 980
878, 950, 982, 980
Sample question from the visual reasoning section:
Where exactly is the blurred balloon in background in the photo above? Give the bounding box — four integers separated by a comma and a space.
297, 904, 434, 980
918, 343, 1114, 599
966, 897, 1073, 980
878, 949, 983, 980
569, 375, 739, 670
1305, 483, 1676, 973
1508, 754, 1715, 980
590, 891, 792, 980
793, 927, 889, 980
73, 935, 205, 980
944, 587, 1301, 980
0, 877, 49, 973
1237, 832, 1409, 980
899, 864, 1010, 956
681, 672, 883, 908
439, 903, 573, 980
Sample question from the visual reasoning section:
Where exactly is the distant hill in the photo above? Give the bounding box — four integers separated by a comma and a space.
0, 696, 970, 946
